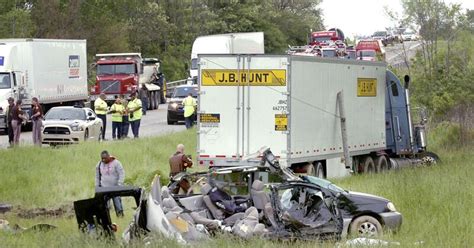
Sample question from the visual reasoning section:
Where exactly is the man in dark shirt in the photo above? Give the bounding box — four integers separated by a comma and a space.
5, 97, 14, 146
169, 144, 193, 194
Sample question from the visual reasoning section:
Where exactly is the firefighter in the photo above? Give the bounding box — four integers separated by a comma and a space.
110, 96, 124, 140
182, 93, 196, 129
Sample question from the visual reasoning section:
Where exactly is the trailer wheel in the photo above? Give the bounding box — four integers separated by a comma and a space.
362, 156, 375, 174
306, 162, 325, 178
375, 155, 388, 173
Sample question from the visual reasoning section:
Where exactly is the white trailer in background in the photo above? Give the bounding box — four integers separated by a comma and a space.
0, 39, 88, 132
197, 55, 386, 178
189, 32, 265, 79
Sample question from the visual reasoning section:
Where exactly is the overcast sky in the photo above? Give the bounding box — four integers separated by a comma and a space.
320, 0, 474, 37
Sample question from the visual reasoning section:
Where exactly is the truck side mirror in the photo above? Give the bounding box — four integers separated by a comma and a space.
404, 75, 410, 89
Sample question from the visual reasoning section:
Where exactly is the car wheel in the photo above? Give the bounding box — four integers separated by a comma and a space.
167, 116, 174, 125
362, 156, 375, 174
84, 129, 89, 141
375, 155, 388, 173
350, 215, 383, 238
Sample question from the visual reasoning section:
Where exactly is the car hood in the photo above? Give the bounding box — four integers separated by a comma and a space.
344, 191, 390, 204
169, 97, 198, 103
43, 119, 85, 126
169, 97, 185, 103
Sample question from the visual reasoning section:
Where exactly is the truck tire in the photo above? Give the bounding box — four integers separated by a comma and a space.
362, 156, 375, 174
419, 151, 440, 166
306, 162, 325, 178
350, 215, 383, 237
154, 91, 159, 109
149, 92, 154, 110
375, 155, 388, 173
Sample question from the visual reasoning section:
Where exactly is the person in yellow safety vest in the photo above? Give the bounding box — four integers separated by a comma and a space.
127, 92, 142, 138
182, 93, 197, 129
94, 93, 108, 140
110, 96, 124, 140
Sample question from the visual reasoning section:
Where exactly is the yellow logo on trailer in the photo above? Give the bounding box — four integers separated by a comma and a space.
357, 78, 377, 97
201, 69, 286, 86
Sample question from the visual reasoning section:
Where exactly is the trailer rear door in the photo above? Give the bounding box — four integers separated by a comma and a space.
198, 55, 289, 165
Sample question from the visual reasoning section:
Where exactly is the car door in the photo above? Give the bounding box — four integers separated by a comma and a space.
270, 183, 342, 239
86, 109, 100, 139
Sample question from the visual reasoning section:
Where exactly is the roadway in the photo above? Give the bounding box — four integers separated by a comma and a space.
0, 103, 186, 149
384, 40, 422, 68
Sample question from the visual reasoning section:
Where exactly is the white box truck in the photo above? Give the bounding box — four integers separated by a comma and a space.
0, 39, 88, 132
197, 55, 438, 178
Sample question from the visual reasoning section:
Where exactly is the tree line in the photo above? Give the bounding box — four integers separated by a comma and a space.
0, 0, 323, 81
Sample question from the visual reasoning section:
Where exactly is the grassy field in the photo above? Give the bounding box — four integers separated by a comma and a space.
0, 127, 473, 247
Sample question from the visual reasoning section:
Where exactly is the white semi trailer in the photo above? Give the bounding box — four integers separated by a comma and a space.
0, 39, 88, 133
197, 55, 438, 178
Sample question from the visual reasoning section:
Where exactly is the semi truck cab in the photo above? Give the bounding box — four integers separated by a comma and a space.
91, 53, 141, 102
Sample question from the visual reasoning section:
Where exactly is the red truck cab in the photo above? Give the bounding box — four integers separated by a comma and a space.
91, 53, 142, 102
309, 31, 338, 46
355, 40, 386, 61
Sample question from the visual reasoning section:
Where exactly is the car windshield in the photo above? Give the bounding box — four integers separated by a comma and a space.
0, 73, 11, 89
312, 36, 331, 43
173, 87, 198, 98
45, 108, 86, 120
358, 50, 376, 57
303, 176, 345, 193
322, 50, 336, 57
97, 63, 136, 75
373, 31, 387, 36
404, 31, 414, 35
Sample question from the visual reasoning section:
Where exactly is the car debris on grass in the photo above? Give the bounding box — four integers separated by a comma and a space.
73, 149, 402, 244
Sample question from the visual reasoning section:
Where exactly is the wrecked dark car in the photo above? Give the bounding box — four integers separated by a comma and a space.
74, 149, 401, 244
167, 149, 402, 239
301, 176, 402, 237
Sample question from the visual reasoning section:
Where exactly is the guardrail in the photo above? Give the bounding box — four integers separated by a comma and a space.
166, 79, 188, 90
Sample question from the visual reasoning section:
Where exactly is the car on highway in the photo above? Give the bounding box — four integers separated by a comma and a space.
167, 85, 198, 125
402, 31, 419, 41
42, 106, 103, 145
372, 31, 393, 46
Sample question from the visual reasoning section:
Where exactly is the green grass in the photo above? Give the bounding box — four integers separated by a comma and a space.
1, 127, 473, 247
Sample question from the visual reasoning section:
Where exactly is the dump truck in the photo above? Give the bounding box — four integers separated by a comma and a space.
0, 39, 88, 133
90, 53, 164, 109
196, 55, 438, 178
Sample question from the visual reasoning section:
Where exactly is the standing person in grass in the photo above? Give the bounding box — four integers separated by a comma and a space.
127, 92, 142, 138
169, 144, 193, 194
31, 97, 43, 146
95, 150, 125, 217
10, 99, 24, 146
110, 96, 124, 140
5, 97, 15, 147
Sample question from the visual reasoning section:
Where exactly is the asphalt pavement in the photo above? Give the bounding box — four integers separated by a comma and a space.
0, 103, 186, 149
384, 40, 422, 68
